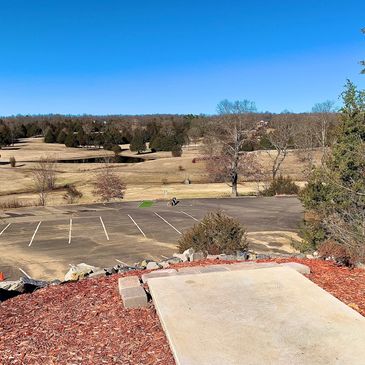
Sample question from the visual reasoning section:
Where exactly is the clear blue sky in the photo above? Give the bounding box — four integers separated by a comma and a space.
0, 0, 364, 116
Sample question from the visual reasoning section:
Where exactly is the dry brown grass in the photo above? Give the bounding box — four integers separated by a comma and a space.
0, 138, 317, 207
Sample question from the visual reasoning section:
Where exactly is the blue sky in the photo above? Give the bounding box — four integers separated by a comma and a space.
0, 0, 364, 115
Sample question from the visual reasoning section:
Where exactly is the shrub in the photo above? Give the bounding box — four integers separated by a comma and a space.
178, 211, 248, 255
318, 240, 353, 266
178, 165, 185, 171
171, 145, 182, 157
298, 219, 326, 251
9, 156, 16, 167
161, 178, 168, 185
92, 168, 126, 202
63, 184, 83, 204
111, 145, 122, 156
0, 198, 25, 209
260, 175, 299, 196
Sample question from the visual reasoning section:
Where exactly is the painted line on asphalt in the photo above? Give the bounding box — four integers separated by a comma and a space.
19, 267, 31, 278
161, 255, 169, 259
29, 221, 42, 247
0, 223, 11, 236
99, 217, 110, 241
154, 212, 182, 235
179, 211, 199, 222
127, 214, 146, 238
115, 258, 129, 266
68, 218, 72, 244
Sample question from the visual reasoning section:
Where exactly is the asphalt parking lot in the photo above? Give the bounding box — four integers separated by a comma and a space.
0, 197, 303, 280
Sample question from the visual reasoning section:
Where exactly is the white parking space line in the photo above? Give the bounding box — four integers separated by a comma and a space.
127, 214, 146, 238
99, 217, 110, 241
19, 267, 31, 278
154, 212, 182, 235
68, 218, 72, 244
0, 223, 11, 236
29, 221, 42, 247
115, 258, 129, 266
180, 211, 199, 222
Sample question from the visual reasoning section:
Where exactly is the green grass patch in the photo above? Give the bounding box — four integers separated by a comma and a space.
138, 200, 154, 208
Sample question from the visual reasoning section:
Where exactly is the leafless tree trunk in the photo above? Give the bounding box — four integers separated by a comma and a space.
92, 162, 126, 202
203, 100, 264, 197
292, 119, 318, 178
31, 157, 57, 206
311, 100, 337, 163
266, 117, 294, 180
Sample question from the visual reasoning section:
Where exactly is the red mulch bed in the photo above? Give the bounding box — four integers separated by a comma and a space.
1, 259, 365, 364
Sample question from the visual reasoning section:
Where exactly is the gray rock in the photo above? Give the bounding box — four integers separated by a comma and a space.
159, 261, 170, 269
146, 261, 161, 270
173, 253, 189, 262
256, 254, 271, 260
189, 251, 205, 262
183, 248, 195, 261
87, 269, 106, 279
64, 263, 100, 281
236, 251, 249, 260
218, 254, 237, 261
206, 255, 220, 260
138, 259, 153, 268
0, 280, 19, 291
248, 253, 257, 260
8, 280, 25, 292
6, 277, 49, 294
164, 257, 183, 265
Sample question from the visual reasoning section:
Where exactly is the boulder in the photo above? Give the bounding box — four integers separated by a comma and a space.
173, 253, 189, 262
159, 261, 170, 269
138, 259, 153, 269
87, 269, 106, 279
20, 277, 49, 291
0, 280, 19, 291
236, 251, 250, 260
165, 257, 183, 264
64, 263, 100, 281
183, 248, 194, 260
146, 261, 161, 270
189, 251, 205, 262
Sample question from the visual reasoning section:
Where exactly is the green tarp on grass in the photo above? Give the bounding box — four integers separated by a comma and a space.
138, 200, 154, 208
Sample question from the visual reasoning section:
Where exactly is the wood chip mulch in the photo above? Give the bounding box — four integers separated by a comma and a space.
1, 259, 365, 364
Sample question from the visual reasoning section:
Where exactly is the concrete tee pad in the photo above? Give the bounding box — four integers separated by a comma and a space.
148, 267, 365, 365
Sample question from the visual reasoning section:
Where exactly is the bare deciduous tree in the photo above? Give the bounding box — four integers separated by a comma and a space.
311, 100, 337, 161
204, 99, 264, 197
292, 118, 318, 177
93, 165, 126, 202
266, 117, 294, 180
31, 157, 57, 206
